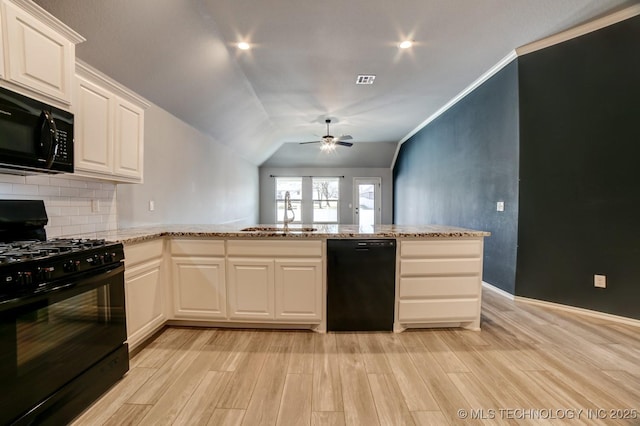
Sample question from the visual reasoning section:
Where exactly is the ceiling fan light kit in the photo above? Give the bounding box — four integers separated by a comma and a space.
298, 119, 354, 150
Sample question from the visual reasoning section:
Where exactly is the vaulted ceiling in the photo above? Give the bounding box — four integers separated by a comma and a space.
35, 0, 635, 167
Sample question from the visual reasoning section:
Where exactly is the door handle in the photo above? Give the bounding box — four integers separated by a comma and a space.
39, 110, 59, 167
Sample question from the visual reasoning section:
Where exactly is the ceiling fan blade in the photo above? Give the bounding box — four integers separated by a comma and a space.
337, 135, 353, 140
299, 141, 321, 145
336, 141, 353, 147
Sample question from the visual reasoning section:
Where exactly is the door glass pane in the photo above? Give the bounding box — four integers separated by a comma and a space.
358, 184, 375, 227
313, 178, 339, 223
275, 178, 302, 223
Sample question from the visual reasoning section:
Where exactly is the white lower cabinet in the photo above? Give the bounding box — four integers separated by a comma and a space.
227, 259, 275, 320
124, 239, 166, 350
172, 257, 226, 319
398, 239, 483, 329
122, 236, 484, 335
226, 240, 323, 323
275, 259, 322, 321
170, 239, 226, 320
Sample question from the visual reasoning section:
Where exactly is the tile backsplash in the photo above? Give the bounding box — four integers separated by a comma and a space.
0, 174, 117, 238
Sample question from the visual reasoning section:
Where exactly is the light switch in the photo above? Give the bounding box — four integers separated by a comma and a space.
496, 201, 505, 212
149, 200, 155, 211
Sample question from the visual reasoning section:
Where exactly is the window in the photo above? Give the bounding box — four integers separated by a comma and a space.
275, 177, 302, 223
312, 177, 339, 223
274, 176, 341, 223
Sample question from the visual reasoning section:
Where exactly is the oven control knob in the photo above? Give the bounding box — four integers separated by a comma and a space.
38, 266, 55, 281
104, 252, 113, 263
63, 260, 80, 272
17, 271, 33, 286
87, 254, 104, 265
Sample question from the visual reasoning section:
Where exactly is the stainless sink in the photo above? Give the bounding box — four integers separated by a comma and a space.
241, 226, 317, 233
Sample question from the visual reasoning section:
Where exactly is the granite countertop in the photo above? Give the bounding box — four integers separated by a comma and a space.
68, 224, 490, 245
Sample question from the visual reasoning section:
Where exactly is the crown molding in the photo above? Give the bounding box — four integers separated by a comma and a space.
7, 0, 85, 43
517, 3, 640, 56
391, 50, 517, 169
391, 4, 640, 171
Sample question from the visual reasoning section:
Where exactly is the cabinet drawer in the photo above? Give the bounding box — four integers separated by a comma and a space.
125, 239, 163, 267
227, 240, 322, 257
171, 239, 225, 256
400, 239, 481, 258
399, 276, 479, 299
400, 258, 481, 276
398, 299, 479, 322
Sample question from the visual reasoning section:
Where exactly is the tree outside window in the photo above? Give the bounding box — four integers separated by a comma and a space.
312, 178, 339, 223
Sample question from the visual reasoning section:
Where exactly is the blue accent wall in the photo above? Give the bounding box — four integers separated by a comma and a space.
516, 15, 640, 319
393, 15, 640, 319
393, 61, 520, 293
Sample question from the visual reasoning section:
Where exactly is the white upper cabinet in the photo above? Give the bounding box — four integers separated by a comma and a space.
74, 75, 113, 174
0, 0, 84, 105
73, 61, 147, 183
113, 97, 144, 180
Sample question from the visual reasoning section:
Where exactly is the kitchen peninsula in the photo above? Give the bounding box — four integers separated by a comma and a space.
87, 224, 490, 350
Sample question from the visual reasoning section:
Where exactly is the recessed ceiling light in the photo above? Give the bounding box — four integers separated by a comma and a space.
399, 40, 413, 49
237, 42, 250, 50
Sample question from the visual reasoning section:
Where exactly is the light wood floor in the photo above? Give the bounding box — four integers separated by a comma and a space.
72, 290, 640, 425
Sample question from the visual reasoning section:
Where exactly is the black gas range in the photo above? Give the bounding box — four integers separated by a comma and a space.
0, 200, 128, 425
0, 238, 124, 303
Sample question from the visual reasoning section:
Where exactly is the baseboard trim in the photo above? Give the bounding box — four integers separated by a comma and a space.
482, 281, 515, 300
514, 296, 640, 328
482, 281, 640, 328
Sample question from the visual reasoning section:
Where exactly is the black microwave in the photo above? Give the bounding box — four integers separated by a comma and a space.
0, 86, 73, 174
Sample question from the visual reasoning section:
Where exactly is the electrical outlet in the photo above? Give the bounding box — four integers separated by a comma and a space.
594, 274, 606, 288
496, 201, 505, 212
91, 199, 100, 213
149, 200, 155, 211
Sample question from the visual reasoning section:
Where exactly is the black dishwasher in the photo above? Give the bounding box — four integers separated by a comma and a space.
327, 239, 396, 331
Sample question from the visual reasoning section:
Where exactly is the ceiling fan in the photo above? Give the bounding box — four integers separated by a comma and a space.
299, 119, 354, 149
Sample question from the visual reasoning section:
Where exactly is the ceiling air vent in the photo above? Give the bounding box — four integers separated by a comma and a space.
356, 75, 376, 85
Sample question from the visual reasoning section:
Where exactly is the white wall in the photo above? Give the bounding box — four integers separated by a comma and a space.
259, 167, 393, 224
117, 103, 259, 226
0, 174, 117, 238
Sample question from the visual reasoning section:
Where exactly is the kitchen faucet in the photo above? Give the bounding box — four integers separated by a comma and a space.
283, 191, 295, 226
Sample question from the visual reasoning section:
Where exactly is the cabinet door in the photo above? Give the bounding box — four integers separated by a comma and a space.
227, 259, 274, 320
74, 75, 113, 174
125, 260, 165, 350
274, 259, 322, 321
172, 257, 227, 320
0, 12, 5, 79
2, 0, 73, 103
113, 97, 144, 181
